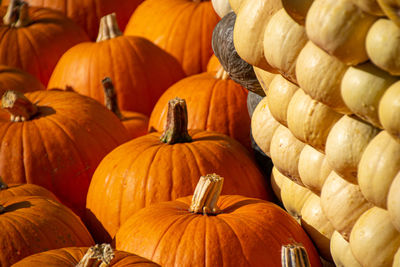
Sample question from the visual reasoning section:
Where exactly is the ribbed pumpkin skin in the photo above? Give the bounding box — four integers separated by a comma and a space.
148, 73, 250, 149
0, 90, 130, 217
0, 196, 94, 266
0, 65, 44, 95
0, 183, 58, 201
124, 0, 220, 76
2, 0, 144, 40
0, 6, 89, 86
13, 247, 159, 267
86, 130, 269, 242
115, 195, 322, 267
48, 36, 185, 116
120, 110, 149, 140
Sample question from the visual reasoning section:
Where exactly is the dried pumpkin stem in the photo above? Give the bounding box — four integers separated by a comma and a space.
189, 174, 224, 215
96, 13, 122, 42
76, 244, 115, 267
102, 77, 124, 120
215, 66, 229, 80
160, 97, 192, 144
281, 244, 311, 267
0, 177, 8, 190
3, 0, 31, 27
1, 90, 38, 122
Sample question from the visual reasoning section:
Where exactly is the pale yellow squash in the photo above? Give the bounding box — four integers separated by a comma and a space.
281, 0, 314, 25
330, 231, 362, 267
393, 246, 400, 267
377, 0, 400, 27
270, 166, 285, 201
379, 81, 400, 138
352, 0, 384, 15
253, 67, 277, 95
228, 0, 244, 13
387, 172, 400, 232
212, 0, 233, 18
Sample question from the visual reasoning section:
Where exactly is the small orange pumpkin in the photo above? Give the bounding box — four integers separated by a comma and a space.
0, 65, 44, 96
0, 176, 58, 201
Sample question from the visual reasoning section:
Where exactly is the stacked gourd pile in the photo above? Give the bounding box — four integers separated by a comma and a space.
213, 0, 400, 266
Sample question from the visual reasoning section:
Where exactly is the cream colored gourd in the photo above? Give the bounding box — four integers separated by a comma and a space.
233, 0, 282, 71
350, 207, 400, 267
267, 75, 299, 127
263, 9, 308, 84
301, 193, 335, 261
330, 231, 362, 267
270, 167, 285, 201
378, 0, 400, 27
253, 67, 276, 94
379, 81, 400, 137
286, 89, 342, 153
393, 246, 400, 267
251, 97, 280, 157
298, 145, 332, 196
387, 172, 400, 232
341, 62, 397, 128
281, 173, 313, 222
270, 125, 305, 185
212, 0, 233, 18
351, 0, 384, 15
358, 131, 400, 208
306, 0, 377, 65
325, 115, 380, 184
281, 0, 314, 25
320, 171, 374, 241
366, 19, 400, 76
228, 0, 244, 13
296, 41, 350, 114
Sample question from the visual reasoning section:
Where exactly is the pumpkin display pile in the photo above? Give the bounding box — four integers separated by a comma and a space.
1, 0, 400, 266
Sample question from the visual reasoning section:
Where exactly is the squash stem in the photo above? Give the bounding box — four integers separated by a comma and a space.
160, 97, 192, 144
281, 244, 311, 267
215, 66, 229, 80
76, 244, 115, 267
96, 13, 122, 42
3, 0, 31, 27
102, 77, 124, 121
1, 90, 38, 122
0, 177, 8, 190
189, 174, 224, 215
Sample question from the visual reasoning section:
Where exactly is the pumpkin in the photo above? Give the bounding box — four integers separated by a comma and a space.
325, 115, 380, 184
298, 145, 332, 196
48, 14, 185, 116
351, 0, 383, 15
387, 172, 400, 232
358, 130, 400, 208
0, 176, 58, 201
263, 8, 308, 84
102, 77, 148, 140
115, 174, 322, 267
211, 0, 232, 18
124, 0, 220, 76
148, 72, 251, 150
0, 65, 44, 97
330, 231, 362, 267
281, 245, 312, 267
86, 98, 270, 243
377, 0, 400, 27
296, 41, 350, 114
350, 207, 400, 267
1, 0, 142, 40
0, 195, 94, 265
233, 0, 282, 71
267, 74, 299, 127
320, 171, 374, 241
341, 62, 397, 128
305, 0, 377, 65
379, 81, 400, 137
0, 90, 129, 217
13, 244, 159, 267
281, 0, 314, 25
212, 11, 264, 96
253, 67, 276, 94
286, 89, 342, 153
0, 0, 90, 86
206, 54, 222, 76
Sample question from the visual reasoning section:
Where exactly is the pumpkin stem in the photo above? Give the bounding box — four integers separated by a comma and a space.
1, 90, 38, 122
160, 97, 192, 144
76, 244, 115, 267
3, 0, 31, 28
102, 77, 124, 120
96, 13, 122, 42
0, 205, 4, 214
0, 177, 8, 190
215, 66, 229, 80
189, 174, 224, 215
281, 244, 311, 267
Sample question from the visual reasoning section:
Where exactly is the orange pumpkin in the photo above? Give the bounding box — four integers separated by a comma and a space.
48, 13, 185, 116
0, 0, 90, 86
124, 0, 220, 76
2, 0, 144, 40
0, 65, 44, 96
207, 54, 222, 76
115, 174, 321, 267
0, 176, 58, 201
86, 98, 269, 243
0, 195, 94, 266
0, 90, 129, 218
148, 72, 251, 150
13, 244, 160, 267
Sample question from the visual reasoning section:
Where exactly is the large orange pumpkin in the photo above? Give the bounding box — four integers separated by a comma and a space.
0, 176, 58, 201
115, 174, 321, 267
0, 90, 129, 218
0, 65, 44, 96
48, 13, 185, 116
148, 71, 251, 149
2, 0, 144, 40
124, 0, 220, 76
0, 0, 90, 86
86, 98, 269, 243
0, 195, 94, 266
